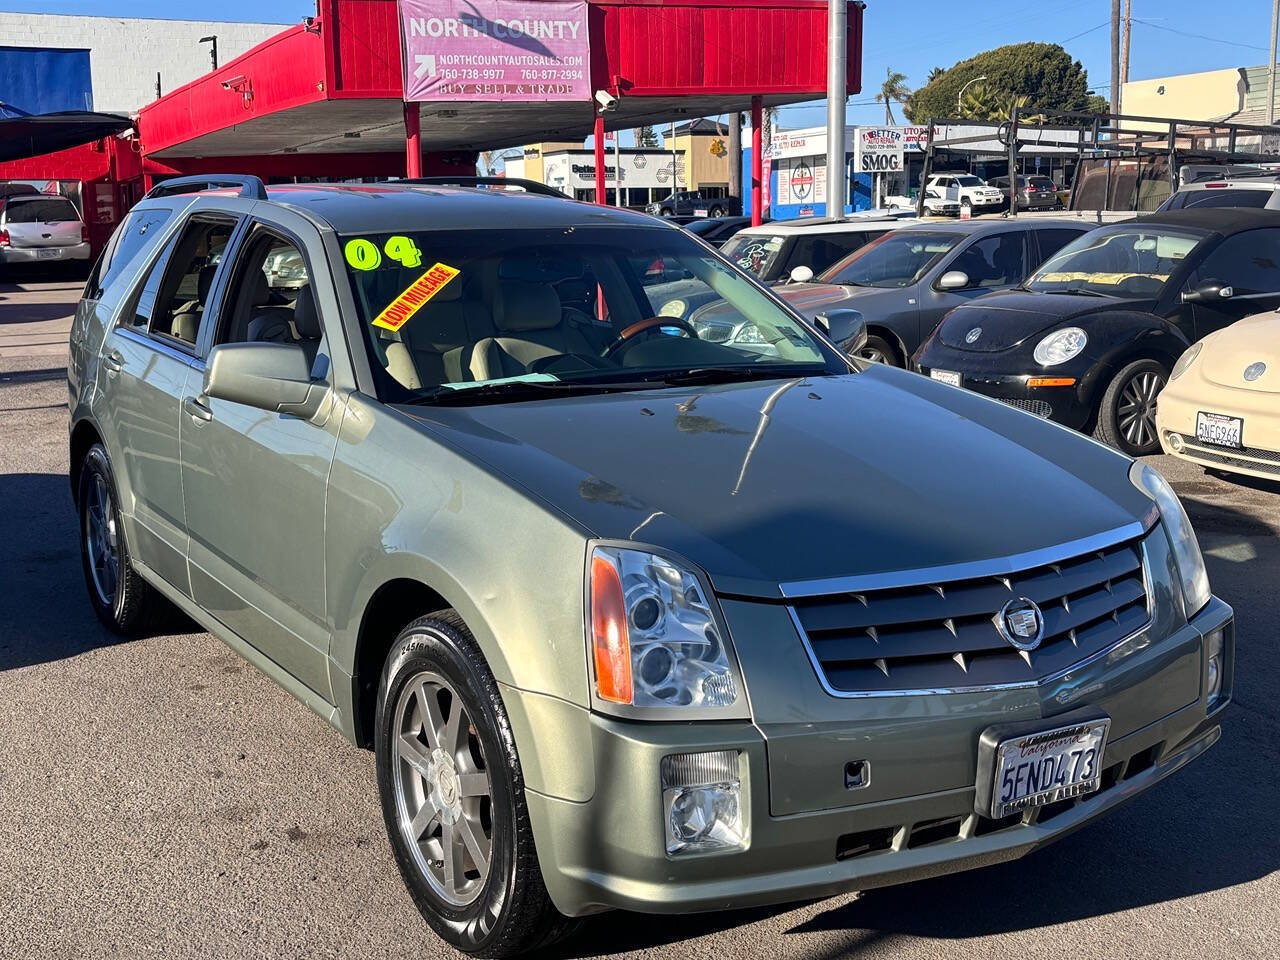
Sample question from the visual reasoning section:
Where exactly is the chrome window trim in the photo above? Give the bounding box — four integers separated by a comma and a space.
114, 326, 204, 371
788, 536, 1157, 699
777, 520, 1149, 599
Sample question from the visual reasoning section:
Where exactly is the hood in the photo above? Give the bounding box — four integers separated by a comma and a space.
1199, 310, 1280, 393
771, 282, 909, 320
398, 369, 1151, 598
936, 290, 1159, 352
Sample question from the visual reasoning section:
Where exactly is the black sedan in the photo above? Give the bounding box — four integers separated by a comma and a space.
913, 208, 1280, 456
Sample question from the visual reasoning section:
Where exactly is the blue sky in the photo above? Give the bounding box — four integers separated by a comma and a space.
10, 0, 1277, 134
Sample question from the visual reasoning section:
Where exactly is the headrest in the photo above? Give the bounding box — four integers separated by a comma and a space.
293, 283, 320, 338
197, 264, 217, 303
251, 270, 271, 306
494, 280, 560, 333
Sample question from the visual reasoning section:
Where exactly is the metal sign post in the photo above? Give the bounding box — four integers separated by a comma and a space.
825, 0, 847, 219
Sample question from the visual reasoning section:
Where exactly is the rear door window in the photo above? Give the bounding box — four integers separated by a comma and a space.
785, 231, 886, 276
1194, 229, 1280, 295
1035, 228, 1087, 265
948, 232, 1029, 289
130, 214, 237, 348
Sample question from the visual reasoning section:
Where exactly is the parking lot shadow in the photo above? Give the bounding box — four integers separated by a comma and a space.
0, 472, 138, 670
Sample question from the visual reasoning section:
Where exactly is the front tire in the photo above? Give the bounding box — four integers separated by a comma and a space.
77, 443, 169, 635
708, 205, 725, 218
857, 334, 901, 367
1094, 359, 1168, 456
375, 612, 575, 958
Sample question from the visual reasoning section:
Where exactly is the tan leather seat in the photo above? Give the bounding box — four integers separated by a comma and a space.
462, 281, 594, 381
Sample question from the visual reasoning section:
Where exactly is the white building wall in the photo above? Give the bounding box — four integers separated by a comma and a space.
0, 13, 285, 115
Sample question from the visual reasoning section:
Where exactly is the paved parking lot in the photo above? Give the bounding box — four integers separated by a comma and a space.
1, 278, 1277, 960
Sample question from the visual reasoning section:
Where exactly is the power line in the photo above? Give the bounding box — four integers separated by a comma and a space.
1132, 18, 1270, 52
1061, 21, 1110, 44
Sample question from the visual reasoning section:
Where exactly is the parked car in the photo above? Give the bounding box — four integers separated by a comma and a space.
991, 174, 1062, 211
925, 173, 1004, 214
0, 193, 90, 272
646, 190, 742, 218
1157, 309, 1280, 481
913, 208, 1280, 456
683, 215, 752, 246
1158, 174, 1280, 211
718, 214, 913, 285
885, 189, 961, 216
760, 218, 1091, 365
71, 175, 1233, 958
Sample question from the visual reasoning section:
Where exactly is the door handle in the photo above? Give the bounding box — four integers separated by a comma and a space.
182, 396, 214, 423
102, 351, 125, 374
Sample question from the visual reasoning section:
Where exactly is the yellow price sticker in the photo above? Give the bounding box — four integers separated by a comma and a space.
344, 238, 381, 271
384, 235, 423, 268
371, 262, 460, 332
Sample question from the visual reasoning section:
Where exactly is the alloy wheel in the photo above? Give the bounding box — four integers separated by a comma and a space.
1117, 369, 1165, 450
85, 471, 120, 608
392, 671, 493, 907
858, 345, 887, 364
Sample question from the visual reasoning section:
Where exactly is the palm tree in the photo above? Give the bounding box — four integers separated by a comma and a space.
875, 68, 911, 125
959, 83, 1045, 124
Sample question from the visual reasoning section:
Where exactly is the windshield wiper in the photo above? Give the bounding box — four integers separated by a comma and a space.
641, 365, 832, 386
1038, 287, 1111, 297
404, 378, 665, 406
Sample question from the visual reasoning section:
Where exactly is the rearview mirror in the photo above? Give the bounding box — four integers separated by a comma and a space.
1181, 279, 1235, 304
937, 270, 970, 290
204, 342, 326, 419
814, 308, 867, 356
789, 265, 815, 284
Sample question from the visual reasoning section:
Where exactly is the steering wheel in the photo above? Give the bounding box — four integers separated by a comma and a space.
603, 316, 699, 359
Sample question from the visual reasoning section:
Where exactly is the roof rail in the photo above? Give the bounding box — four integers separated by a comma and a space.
145, 175, 269, 200
398, 176, 566, 198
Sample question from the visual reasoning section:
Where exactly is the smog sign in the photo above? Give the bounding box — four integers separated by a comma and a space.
399, 0, 589, 101
854, 127, 905, 174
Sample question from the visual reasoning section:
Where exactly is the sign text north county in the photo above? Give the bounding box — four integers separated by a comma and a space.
399, 0, 590, 102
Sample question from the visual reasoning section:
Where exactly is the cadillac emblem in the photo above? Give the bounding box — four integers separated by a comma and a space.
994, 597, 1044, 651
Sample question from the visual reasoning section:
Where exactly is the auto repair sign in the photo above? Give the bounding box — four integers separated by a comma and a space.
855, 127, 905, 173
399, 0, 589, 101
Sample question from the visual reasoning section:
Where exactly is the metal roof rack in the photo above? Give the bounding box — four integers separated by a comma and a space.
145, 174, 268, 200
914, 109, 1280, 217
397, 176, 566, 198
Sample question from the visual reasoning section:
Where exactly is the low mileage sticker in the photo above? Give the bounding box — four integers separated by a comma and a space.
372, 263, 460, 332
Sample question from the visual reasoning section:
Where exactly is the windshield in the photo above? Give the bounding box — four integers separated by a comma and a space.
341, 226, 837, 404
1026, 226, 1207, 297
720, 232, 786, 278
818, 230, 962, 288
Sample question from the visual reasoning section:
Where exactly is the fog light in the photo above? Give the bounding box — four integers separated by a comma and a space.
1206, 628, 1225, 706
1168, 431, 1185, 452
661, 750, 745, 856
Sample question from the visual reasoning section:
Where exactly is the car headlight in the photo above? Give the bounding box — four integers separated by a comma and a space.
589, 546, 743, 714
728, 322, 767, 345
1170, 341, 1203, 381
1130, 462, 1211, 617
1033, 327, 1088, 366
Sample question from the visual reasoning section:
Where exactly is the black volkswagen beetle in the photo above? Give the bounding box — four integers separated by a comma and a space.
914, 208, 1280, 456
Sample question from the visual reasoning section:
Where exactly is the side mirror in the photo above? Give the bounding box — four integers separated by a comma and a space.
937, 270, 970, 290
1182, 279, 1235, 303
204, 342, 326, 418
814, 308, 867, 355
789, 265, 815, 284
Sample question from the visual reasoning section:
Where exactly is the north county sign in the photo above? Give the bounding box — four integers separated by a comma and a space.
854, 127, 905, 173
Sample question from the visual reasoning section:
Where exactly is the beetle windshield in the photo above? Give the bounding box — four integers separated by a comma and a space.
1026, 225, 1207, 297
818, 230, 961, 288
341, 226, 838, 403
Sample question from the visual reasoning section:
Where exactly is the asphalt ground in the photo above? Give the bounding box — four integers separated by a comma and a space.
1, 277, 1276, 960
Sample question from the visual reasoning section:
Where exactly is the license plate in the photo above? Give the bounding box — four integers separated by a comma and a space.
1196, 411, 1243, 449
986, 719, 1110, 818
694, 209, 709, 217
930, 369, 961, 387
36, 248, 62, 260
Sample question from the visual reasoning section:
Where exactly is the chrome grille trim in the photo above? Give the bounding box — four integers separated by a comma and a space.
788, 534, 1155, 699
778, 521, 1148, 598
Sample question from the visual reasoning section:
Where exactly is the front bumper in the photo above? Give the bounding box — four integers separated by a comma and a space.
526, 597, 1233, 917
1157, 373, 1280, 481
0, 242, 90, 264
913, 344, 1099, 430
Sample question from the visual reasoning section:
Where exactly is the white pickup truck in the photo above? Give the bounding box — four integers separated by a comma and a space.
925, 174, 1004, 213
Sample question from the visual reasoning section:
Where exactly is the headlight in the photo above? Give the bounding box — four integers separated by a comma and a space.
589, 546, 742, 713
1130, 462, 1211, 617
728, 322, 767, 345
1033, 327, 1088, 366
1171, 341, 1203, 380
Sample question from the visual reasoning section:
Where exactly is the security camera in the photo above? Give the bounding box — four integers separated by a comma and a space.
221, 75, 247, 90
594, 90, 619, 113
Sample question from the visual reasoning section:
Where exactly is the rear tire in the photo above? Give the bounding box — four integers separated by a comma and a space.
708, 205, 725, 218
77, 443, 170, 635
375, 612, 577, 958
1094, 359, 1168, 457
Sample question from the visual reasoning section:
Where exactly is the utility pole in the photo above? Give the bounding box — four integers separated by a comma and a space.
1109, 0, 1120, 115
614, 131, 621, 207
1269, 0, 1279, 125
1121, 0, 1132, 87
728, 112, 742, 201
671, 120, 679, 197
826, 0, 848, 220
